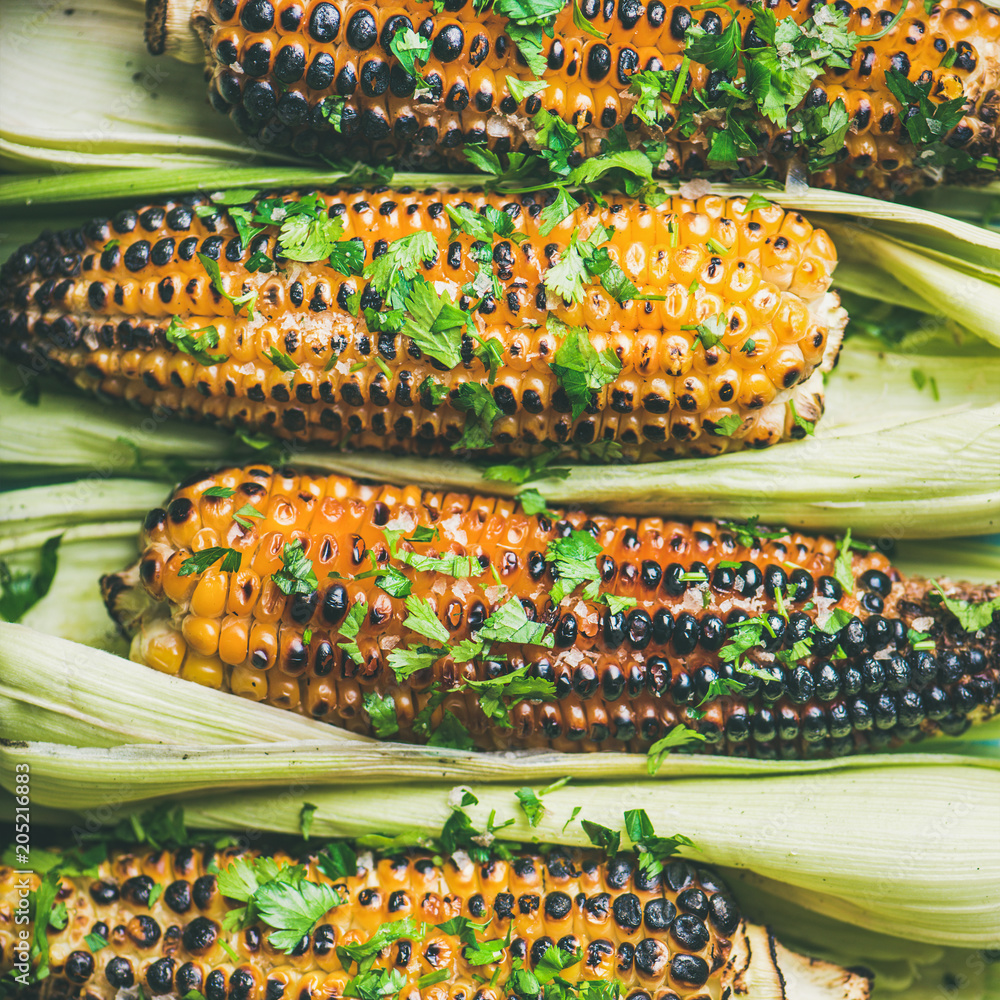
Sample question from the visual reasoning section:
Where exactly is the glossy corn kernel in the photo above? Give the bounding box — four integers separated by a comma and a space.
148, 0, 1000, 196
0, 188, 844, 461
0, 845, 871, 1000
102, 466, 1000, 758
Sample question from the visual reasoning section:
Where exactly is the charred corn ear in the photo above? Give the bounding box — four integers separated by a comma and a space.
149, 0, 1000, 196
102, 466, 1000, 757
0, 188, 844, 461
0, 845, 871, 1000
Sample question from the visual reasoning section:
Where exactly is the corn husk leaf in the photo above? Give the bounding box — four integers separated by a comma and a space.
0, 0, 279, 171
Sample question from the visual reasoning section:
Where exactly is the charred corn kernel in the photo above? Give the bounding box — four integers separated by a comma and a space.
0, 188, 845, 462
147, 0, 1000, 196
0, 845, 872, 1000
103, 466, 1000, 759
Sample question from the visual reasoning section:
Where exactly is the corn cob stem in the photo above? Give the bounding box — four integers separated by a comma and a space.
0, 845, 870, 999
102, 465, 1000, 757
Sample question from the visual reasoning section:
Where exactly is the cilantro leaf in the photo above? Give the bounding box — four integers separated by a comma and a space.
452, 382, 501, 450
537, 187, 580, 237
581, 819, 621, 856
337, 599, 368, 665
178, 546, 241, 577
646, 724, 708, 774
710, 413, 742, 437
506, 76, 549, 103
930, 582, 1000, 632
403, 595, 451, 645
401, 278, 467, 369
517, 488, 551, 516
546, 529, 603, 603
623, 808, 696, 878
299, 803, 318, 840
233, 503, 265, 529
476, 598, 554, 648
197, 252, 257, 318
389, 28, 433, 93
463, 662, 556, 727
549, 325, 621, 420
345, 968, 408, 1000
833, 529, 855, 595
164, 316, 227, 365
0, 534, 61, 623
338, 916, 424, 966
278, 208, 346, 263
328, 239, 366, 276
364, 691, 400, 738
364, 231, 437, 297
272, 539, 317, 595
263, 346, 299, 372
316, 842, 358, 881
428, 711, 478, 750
387, 644, 443, 681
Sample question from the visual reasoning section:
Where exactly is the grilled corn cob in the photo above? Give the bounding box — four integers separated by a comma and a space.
102, 466, 1000, 757
0, 844, 871, 1000
147, 0, 1000, 195
0, 187, 844, 461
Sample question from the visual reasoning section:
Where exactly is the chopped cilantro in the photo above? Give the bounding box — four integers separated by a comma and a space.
389, 28, 434, 94
546, 529, 603, 603
929, 582, 1000, 632
549, 324, 622, 419
337, 599, 367, 665
428, 711, 478, 750
581, 819, 621, 856
400, 278, 467, 369
623, 809, 696, 878
646, 724, 708, 773
452, 382, 501, 450
364, 691, 400, 738
0, 534, 61, 623
299, 803, 318, 840
202, 486, 235, 499
403, 595, 452, 645
197, 252, 257, 319
233, 503, 265, 529
328, 239, 366, 276
316, 842, 357, 882
164, 316, 227, 366
364, 231, 437, 297
507, 76, 548, 103
464, 661, 556, 727
215, 856, 343, 952
833, 529, 856, 595
178, 546, 241, 577
388, 644, 443, 681
272, 539, 317, 595
263, 346, 299, 372
483, 449, 571, 487
711, 413, 742, 437
517, 488, 551, 516
476, 598, 554, 648
514, 777, 570, 827
789, 399, 815, 436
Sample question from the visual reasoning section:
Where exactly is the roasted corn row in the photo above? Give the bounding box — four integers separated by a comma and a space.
102, 466, 1000, 756
0, 845, 871, 1000
148, 0, 1000, 195
0, 188, 844, 461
